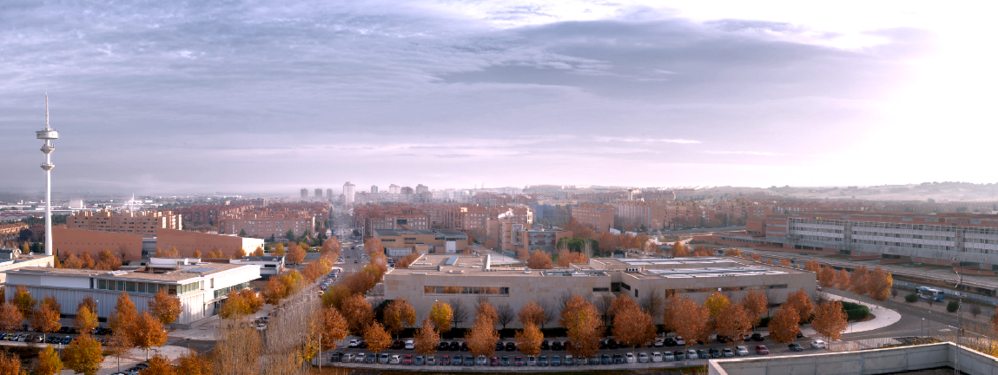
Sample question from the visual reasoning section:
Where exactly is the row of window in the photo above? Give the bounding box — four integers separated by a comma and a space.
94, 279, 179, 295
663, 284, 788, 296
423, 286, 510, 295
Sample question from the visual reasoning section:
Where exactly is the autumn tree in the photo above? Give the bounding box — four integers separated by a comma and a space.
80, 252, 95, 268
240, 289, 263, 313
321, 285, 351, 310
176, 350, 212, 375
414, 318, 440, 356
320, 307, 348, 351
727, 248, 741, 257
465, 314, 499, 357
36, 344, 63, 375
232, 246, 247, 259
779, 258, 792, 267
133, 311, 168, 360
715, 303, 753, 348
32, 295, 61, 342
0, 302, 23, 333
560, 295, 604, 359
321, 237, 342, 257
364, 321, 392, 354
287, 243, 306, 265
786, 289, 815, 323
868, 267, 894, 303
518, 301, 545, 328
383, 299, 417, 338
11, 285, 35, 318
609, 294, 640, 322
768, 304, 800, 344
703, 291, 730, 319
74, 305, 98, 334
149, 289, 182, 325
193, 249, 202, 258
666, 295, 710, 346
751, 253, 762, 261
804, 260, 821, 272
219, 290, 251, 319
515, 322, 543, 356
741, 290, 769, 329
835, 269, 851, 291
818, 266, 836, 289
273, 243, 286, 257
555, 249, 588, 267
671, 242, 690, 257
262, 276, 288, 305
143, 355, 176, 375
396, 252, 420, 268
0, 351, 20, 375
612, 303, 656, 354
251, 246, 264, 257
63, 253, 83, 269
341, 294, 374, 335
64, 334, 104, 375
94, 249, 122, 270
526, 250, 553, 269
430, 300, 453, 334
77, 295, 97, 317
849, 265, 870, 296
475, 299, 498, 327
812, 300, 849, 342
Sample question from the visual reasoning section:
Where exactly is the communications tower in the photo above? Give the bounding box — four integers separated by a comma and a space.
36, 95, 58, 256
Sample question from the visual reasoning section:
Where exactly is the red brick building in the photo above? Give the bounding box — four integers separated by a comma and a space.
571, 204, 614, 232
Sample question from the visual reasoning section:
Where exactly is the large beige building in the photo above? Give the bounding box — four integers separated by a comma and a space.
217, 210, 315, 239
373, 229, 468, 256
384, 254, 815, 328
67, 210, 182, 237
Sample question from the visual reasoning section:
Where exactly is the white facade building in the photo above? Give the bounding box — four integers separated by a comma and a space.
343, 182, 356, 205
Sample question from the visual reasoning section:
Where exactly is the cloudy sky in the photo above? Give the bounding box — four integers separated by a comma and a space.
1, 1, 994, 195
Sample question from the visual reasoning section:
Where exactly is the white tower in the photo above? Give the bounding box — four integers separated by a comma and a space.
36, 95, 59, 256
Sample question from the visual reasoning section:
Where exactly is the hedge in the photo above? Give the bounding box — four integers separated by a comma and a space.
947, 301, 960, 313
905, 293, 919, 303
844, 304, 869, 321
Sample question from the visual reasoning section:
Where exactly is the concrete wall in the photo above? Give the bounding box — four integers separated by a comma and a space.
0, 256, 53, 284
708, 343, 997, 375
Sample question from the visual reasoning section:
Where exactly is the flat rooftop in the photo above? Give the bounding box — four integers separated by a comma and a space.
374, 229, 467, 237
591, 256, 745, 268
388, 254, 604, 278
4, 263, 252, 282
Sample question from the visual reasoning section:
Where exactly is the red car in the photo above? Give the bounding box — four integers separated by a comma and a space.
756, 345, 769, 355
402, 355, 412, 365
490, 356, 499, 366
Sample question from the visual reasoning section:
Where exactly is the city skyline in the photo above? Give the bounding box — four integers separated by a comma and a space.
2, 1, 993, 194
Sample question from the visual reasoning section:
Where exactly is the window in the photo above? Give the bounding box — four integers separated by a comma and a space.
148, 283, 158, 294
97, 279, 106, 290
138, 283, 146, 293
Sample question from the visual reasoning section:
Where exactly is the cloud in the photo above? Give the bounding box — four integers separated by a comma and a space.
594, 137, 701, 144
704, 151, 782, 156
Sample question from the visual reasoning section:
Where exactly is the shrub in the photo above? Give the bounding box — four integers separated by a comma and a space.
840, 301, 869, 321
947, 301, 959, 313
905, 293, 918, 303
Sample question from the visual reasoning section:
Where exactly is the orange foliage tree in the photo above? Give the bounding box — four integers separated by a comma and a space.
812, 300, 849, 342
714, 303, 752, 347
768, 305, 800, 344
429, 301, 453, 334
518, 301, 545, 328
560, 295, 604, 359
363, 321, 392, 354
0, 302, 24, 333
320, 307, 349, 351
740, 290, 769, 329
671, 242, 690, 257
395, 252, 420, 268
414, 318, 440, 356
804, 260, 821, 272
868, 267, 894, 303
175, 350, 212, 375
341, 294, 374, 335
835, 269, 851, 291
780, 259, 792, 267
612, 303, 656, 353
849, 265, 870, 296
515, 322, 544, 356
555, 249, 588, 267
785, 289, 815, 323
665, 295, 709, 346
465, 314, 499, 357
817, 266, 836, 289
287, 243, 306, 265
149, 289, 182, 325
526, 250, 553, 269
383, 299, 417, 338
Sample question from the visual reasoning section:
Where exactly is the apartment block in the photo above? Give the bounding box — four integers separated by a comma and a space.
67, 210, 182, 237
217, 210, 315, 239
571, 204, 613, 232
612, 201, 667, 230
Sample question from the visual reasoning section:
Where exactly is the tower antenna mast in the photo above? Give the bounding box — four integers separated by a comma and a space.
36, 95, 59, 256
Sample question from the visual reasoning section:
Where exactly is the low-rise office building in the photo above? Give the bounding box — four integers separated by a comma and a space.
230, 255, 286, 278
373, 229, 468, 256
53, 227, 263, 261
3, 258, 260, 326
384, 254, 814, 327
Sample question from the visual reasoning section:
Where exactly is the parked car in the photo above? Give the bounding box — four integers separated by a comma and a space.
505, 342, 516, 351
538, 355, 549, 367
552, 341, 563, 350
751, 333, 765, 341
440, 355, 450, 365
601, 354, 611, 365
541, 340, 550, 350
811, 340, 826, 349
709, 348, 721, 358
664, 337, 677, 346
698, 349, 710, 359
365, 354, 376, 364
379, 353, 390, 364
405, 339, 414, 350
501, 355, 511, 366
686, 349, 698, 360
756, 345, 770, 355
438, 341, 449, 351
528, 355, 537, 366
465, 355, 474, 366
551, 355, 562, 366
426, 355, 436, 365
354, 353, 365, 363
490, 356, 499, 366
477, 355, 487, 366
675, 336, 686, 346
723, 348, 735, 358
735, 346, 749, 356
789, 343, 804, 352
341, 354, 354, 363
564, 354, 574, 366
613, 354, 624, 364
451, 355, 463, 366
329, 352, 342, 363
414, 355, 424, 365
638, 352, 649, 363
449, 341, 460, 351
674, 350, 686, 361
514, 356, 523, 366
626, 352, 635, 363
663, 351, 676, 362
389, 354, 401, 365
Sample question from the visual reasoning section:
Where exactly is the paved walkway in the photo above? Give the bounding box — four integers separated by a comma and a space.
805, 294, 901, 336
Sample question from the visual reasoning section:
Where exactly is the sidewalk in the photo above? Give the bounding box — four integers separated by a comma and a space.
802, 294, 900, 337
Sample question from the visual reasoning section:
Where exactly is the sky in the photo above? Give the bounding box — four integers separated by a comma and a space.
1, 0, 995, 195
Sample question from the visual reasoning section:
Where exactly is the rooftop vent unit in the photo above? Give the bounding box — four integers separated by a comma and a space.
626, 267, 641, 273
524, 267, 531, 274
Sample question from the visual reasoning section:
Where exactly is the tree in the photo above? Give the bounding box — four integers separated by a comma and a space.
665, 295, 709, 346
740, 290, 769, 329
212, 320, 260, 375
64, 334, 104, 375
273, 243, 286, 257
321, 285, 351, 310
320, 307, 349, 351
262, 276, 288, 305
340, 294, 374, 335
395, 252, 420, 268
430, 301, 453, 334
703, 291, 730, 319
785, 289, 814, 323
714, 303, 752, 348
727, 248, 741, 257
612, 304, 656, 353
609, 294, 640, 321
32, 295, 61, 342
804, 260, 820, 272
970, 304, 982, 318
835, 269, 851, 291
363, 321, 392, 354
779, 259, 792, 267
768, 305, 800, 344
251, 246, 264, 257
450, 298, 468, 328
133, 311, 168, 360
526, 250, 553, 269
414, 318, 440, 356
0, 302, 23, 333
11, 285, 35, 318
671, 242, 690, 257
80, 252, 95, 268
751, 253, 762, 262
240, 289, 263, 313
78, 294, 98, 317
149, 288, 182, 325
383, 299, 417, 338
74, 305, 98, 334
287, 243, 306, 265
0, 351, 20, 375
465, 315, 499, 357
560, 295, 604, 359
95, 249, 122, 270
495, 303, 515, 329
175, 350, 212, 375
193, 249, 202, 258
555, 248, 588, 267
475, 299, 498, 326
518, 301, 545, 328
812, 300, 849, 342
36, 344, 63, 375
849, 265, 870, 296
868, 267, 894, 303
817, 266, 836, 288
639, 289, 665, 322
143, 355, 176, 375
219, 290, 250, 319
515, 322, 543, 356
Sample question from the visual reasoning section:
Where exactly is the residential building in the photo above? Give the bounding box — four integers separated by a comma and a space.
612, 201, 667, 230
67, 210, 182, 237
416, 184, 429, 194
314, 189, 323, 199
343, 182, 356, 205
389, 184, 400, 194
326, 188, 333, 201
300, 188, 308, 200
571, 204, 614, 232
217, 210, 315, 239
371, 185, 379, 194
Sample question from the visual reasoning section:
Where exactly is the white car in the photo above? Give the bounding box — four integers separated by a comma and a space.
341, 354, 354, 363
476, 355, 487, 365
654, 339, 665, 347
675, 336, 686, 346
348, 339, 359, 348
388, 354, 400, 364
735, 346, 749, 356
626, 352, 635, 363
687, 349, 698, 360
663, 352, 676, 362
354, 353, 366, 363
638, 352, 649, 363
379, 353, 389, 364
426, 356, 436, 365
811, 340, 826, 349
651, 352, 663, 363
405, 339, 414, 350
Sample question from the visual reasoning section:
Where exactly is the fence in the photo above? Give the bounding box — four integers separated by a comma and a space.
316, 355, 709, 372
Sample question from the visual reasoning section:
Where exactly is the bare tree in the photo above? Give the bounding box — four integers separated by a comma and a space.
594, 294, 615, 326
969, 304, 982, 318
450, 298, 468, 328
540, 301, 558, 329
639, 289, 664, 323
558, 292, 574, 310
495, 303, 515, 330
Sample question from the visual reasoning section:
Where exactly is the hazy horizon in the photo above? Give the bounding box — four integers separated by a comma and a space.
2, 1, 995, 194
